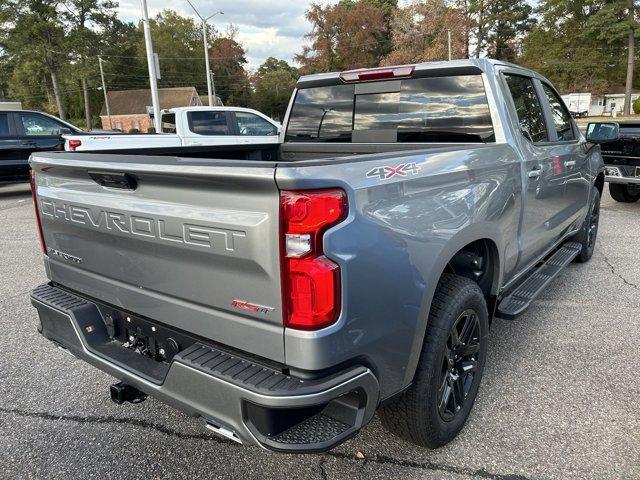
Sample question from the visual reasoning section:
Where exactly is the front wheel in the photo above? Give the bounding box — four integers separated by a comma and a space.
379, 274, 488, 449
573, 187, 601, 263
609, 183, 640, 203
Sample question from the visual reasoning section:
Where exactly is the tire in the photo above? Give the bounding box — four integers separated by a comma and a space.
378, 274, 489, 449
573, 187, 601, 263
609, 183, 640, 203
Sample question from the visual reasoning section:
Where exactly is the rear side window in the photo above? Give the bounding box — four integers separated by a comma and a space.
0, 114, 9, 136
235, 112, 278, 136
161, 113, 177, 133
504, 75, 548, 143
188, 111, 230, 135
285, 75, 495, 143
542, 83, 576, 141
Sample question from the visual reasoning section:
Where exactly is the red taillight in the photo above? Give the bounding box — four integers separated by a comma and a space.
30, 169, 47, 255
280, 189, 347, 330
67, 139, 82, 151
339, 65, 415, 83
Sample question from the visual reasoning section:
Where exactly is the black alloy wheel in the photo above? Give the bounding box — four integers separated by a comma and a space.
587, 194, 600, 250
437, 309, 481, 422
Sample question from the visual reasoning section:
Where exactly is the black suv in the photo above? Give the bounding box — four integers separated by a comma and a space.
0, 110, 80, 182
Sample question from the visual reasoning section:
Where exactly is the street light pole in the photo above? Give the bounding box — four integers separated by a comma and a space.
186, 0, 223, 107
140, 0, 162, 132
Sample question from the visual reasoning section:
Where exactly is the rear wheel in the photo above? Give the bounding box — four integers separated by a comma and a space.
379, 274, 488, 448
609, 183, 640, 203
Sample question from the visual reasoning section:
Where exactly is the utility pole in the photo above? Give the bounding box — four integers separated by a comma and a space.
624, 0, 635, 116
447, 29, 452, 61
186, 0, 223, 107
98, 56, 112, 130
210, 71, 217, 106
140, 0, 162, 132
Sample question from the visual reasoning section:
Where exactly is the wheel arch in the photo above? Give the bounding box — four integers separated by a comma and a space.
401, 227, 503, 389
594, 171, 605, 196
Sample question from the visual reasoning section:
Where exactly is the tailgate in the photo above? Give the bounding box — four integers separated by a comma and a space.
30, 152, 284, 362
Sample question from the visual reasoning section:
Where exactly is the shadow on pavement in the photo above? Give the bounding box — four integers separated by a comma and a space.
0, 182, 31, 200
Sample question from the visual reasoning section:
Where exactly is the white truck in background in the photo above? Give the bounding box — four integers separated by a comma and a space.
63, 106, 281, 152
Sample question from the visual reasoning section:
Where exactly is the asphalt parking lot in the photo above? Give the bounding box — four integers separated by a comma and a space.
0, 181, 638, 480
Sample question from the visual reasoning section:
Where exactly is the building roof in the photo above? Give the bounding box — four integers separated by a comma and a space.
198, 95, 224, 107
604, 85, 640, 95
100, 87, 201, 116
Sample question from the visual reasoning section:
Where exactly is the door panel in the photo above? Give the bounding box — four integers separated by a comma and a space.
0, 113, 30, 179
540, 83, 590, 224
16, 112, 66, 156
502, 74, 570, 268
181, 110, 237, 146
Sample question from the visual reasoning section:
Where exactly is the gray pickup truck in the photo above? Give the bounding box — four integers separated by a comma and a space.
29, 59, 606, 453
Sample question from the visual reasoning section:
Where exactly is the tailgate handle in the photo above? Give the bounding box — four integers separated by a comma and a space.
88, 171, 138, 190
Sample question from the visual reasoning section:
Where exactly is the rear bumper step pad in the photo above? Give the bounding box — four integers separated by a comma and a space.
496, 242, 581, 320
30, 283, 379, 452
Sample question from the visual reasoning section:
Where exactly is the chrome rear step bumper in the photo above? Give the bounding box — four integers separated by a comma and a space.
31, 283, 379, 453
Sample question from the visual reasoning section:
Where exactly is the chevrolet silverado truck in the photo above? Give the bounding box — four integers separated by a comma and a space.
29, 59, 605, 453
588, 121, 640, 202
63, 106, 281, 152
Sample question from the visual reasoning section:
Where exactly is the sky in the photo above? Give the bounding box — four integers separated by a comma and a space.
117, 0, 335, 70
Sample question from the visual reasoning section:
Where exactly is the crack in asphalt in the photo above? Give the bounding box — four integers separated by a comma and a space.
0, 407, 534, 480
0, 406, 230, 444
602, 254, 639, 290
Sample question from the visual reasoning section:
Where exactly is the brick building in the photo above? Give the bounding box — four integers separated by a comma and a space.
99, 87, 202, 132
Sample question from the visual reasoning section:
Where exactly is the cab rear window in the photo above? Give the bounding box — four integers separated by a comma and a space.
285, 75, 495, 143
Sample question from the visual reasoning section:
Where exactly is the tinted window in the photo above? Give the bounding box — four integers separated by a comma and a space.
20, 113, 62, 136
286, 85, 354, 142
542, 83, 576, 141
161, 113, 177, 133
235, 112, 278, 136
504, 75, 548, 143
0, 114, 9, 136
286, 75, 494, 143
188, 111, 230, 135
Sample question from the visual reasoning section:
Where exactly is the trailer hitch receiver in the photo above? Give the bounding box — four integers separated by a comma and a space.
110, 381, 148, 405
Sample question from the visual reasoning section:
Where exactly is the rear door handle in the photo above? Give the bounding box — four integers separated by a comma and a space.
528, 166, 542, 178
20, 140, 36, 147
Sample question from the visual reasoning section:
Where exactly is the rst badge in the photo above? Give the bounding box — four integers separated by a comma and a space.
366, 162, 421, 180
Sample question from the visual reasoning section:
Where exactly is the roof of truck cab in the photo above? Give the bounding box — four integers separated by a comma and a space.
165, 106, 281, 125
296, 58, 546, 88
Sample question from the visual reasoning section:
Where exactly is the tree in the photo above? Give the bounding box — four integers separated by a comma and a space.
484, 0, 532, 61
62, 0, 118, 129
624, 0, 636, 114
295, 1, 387, 73
252, 58, 298, 120
382, 0, 468, 65
0, 0, 68, 119
142, 10, 208, 93
520, 0, 634, 95
209, 26, 251, 106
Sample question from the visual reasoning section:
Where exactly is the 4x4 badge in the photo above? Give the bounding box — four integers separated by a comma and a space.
366, 162, 421, 180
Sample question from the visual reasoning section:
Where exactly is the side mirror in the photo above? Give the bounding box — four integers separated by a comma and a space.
586, 122, 619, 143
58, 127, 72, 137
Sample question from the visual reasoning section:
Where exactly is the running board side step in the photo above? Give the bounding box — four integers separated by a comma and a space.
496, 242, 581, 320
